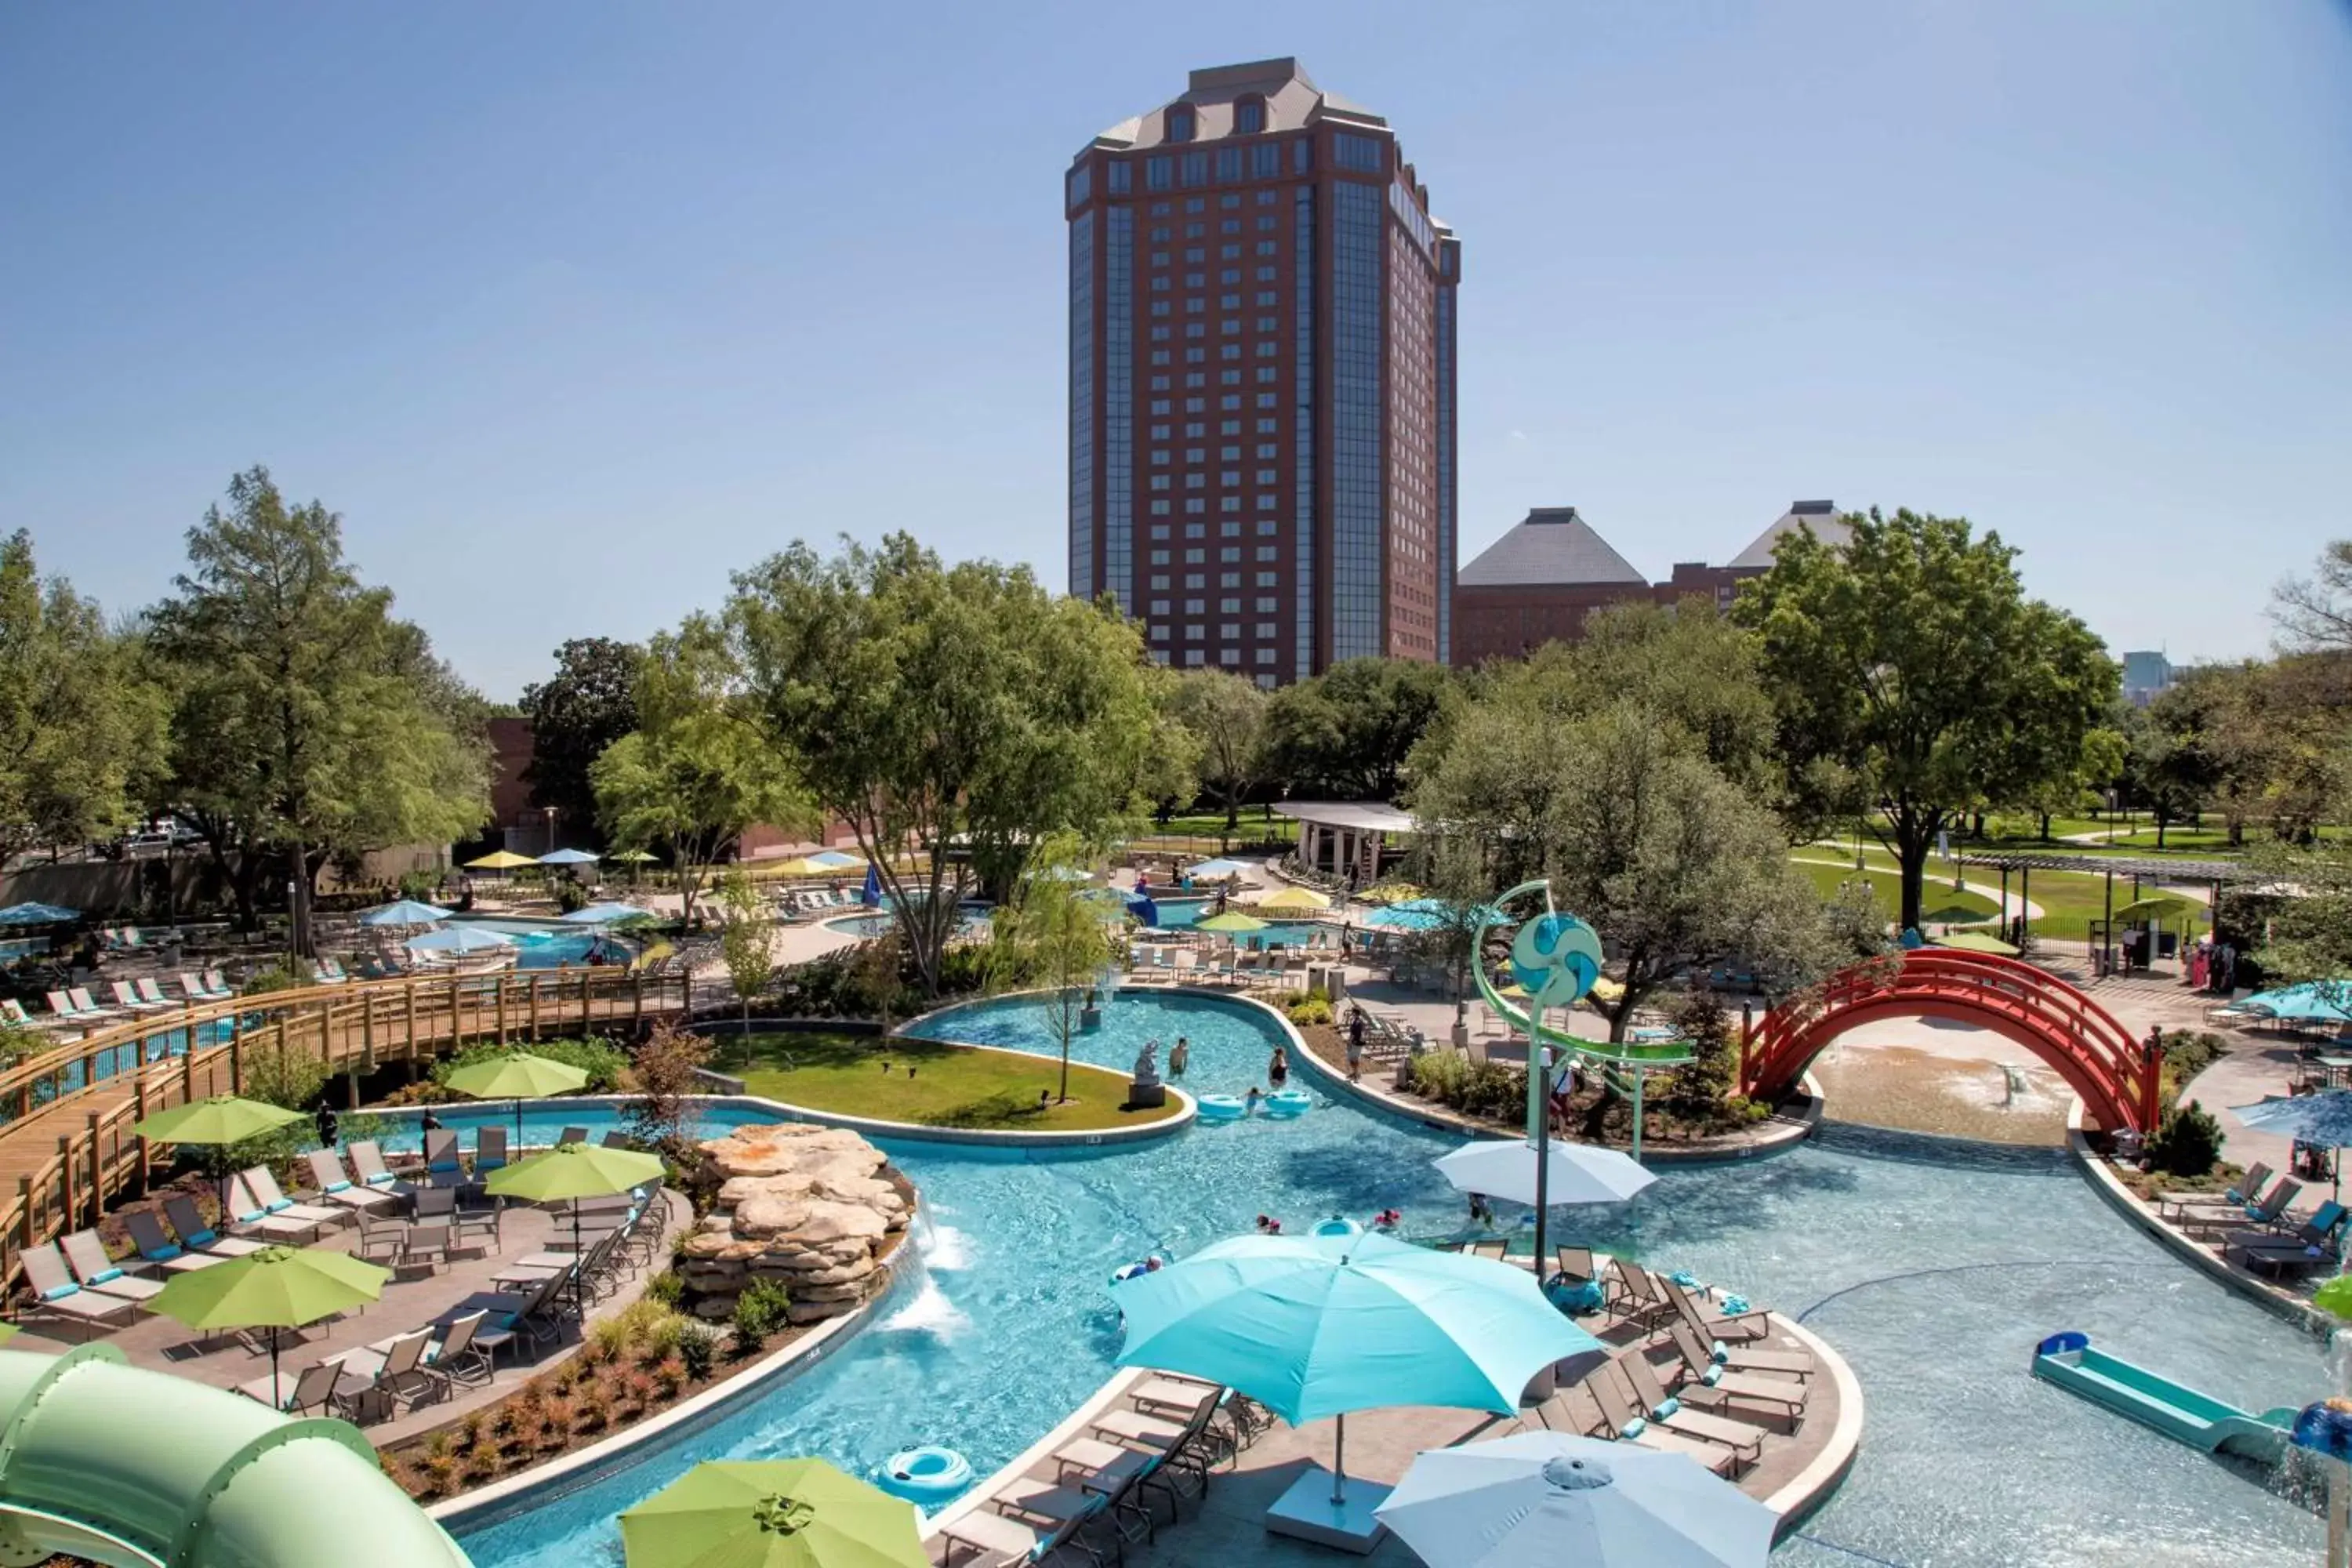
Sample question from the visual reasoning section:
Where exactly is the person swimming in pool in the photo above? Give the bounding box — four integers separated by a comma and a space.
1254, 1214, 1282, 1234
1169, 1036, 1190, 1077
1244, 1086, 1266, 1116
1268, 1047, 1290, 1090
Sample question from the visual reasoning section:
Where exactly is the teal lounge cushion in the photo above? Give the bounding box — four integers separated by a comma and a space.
235, 1210, 265, 1225
187, 1229, 217, 1247
1710, 1340, 1729, 1363
1616, 1416, 1646, 1439
365, 1172, 396, 1186
41, 1285, 78, 1302
89, 1268, 122, 1286
1700, 1365, 1723, 1386
1650, 1396, 1681, 1421
264, 1199, 292, 1213
325, 1180, 352, 1193
146, 1243, 183, 1261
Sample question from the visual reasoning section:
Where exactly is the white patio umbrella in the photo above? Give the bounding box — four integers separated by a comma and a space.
1376, 1432, 1774, 1568
1436, 1137, 1657, 1209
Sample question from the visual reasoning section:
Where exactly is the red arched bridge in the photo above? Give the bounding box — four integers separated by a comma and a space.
1740, 949, 2160, 1133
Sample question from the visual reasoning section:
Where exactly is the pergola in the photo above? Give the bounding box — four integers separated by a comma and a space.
1273, 801, 1418, 887
1951, 850, 2270, 975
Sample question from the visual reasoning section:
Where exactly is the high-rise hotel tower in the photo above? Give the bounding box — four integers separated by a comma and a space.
1066, 59, 1458, 684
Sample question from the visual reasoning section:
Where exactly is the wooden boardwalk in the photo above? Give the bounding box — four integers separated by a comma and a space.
0, 969, 694, 1287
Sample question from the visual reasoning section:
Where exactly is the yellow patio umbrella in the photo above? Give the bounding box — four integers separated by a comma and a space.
770, 855, 858, 877
1258, 887, 1331, 912
464, 850, 539, 871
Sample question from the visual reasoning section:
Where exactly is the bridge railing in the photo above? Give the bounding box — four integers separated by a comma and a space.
1742, 949, 2158, 1131
0, 967, 693, 1286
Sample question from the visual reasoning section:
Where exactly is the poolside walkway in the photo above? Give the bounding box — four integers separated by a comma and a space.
13, 1189, 687, 1447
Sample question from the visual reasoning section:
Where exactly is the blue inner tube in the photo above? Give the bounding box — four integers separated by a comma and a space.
880, 1446, 972, 1504
1196, 1094, 1246, 1121
1265, 1089, 1313, 1117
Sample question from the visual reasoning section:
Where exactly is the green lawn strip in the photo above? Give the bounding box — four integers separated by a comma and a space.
1792, 860, 1998, 924
711, 1030, 1173, 1133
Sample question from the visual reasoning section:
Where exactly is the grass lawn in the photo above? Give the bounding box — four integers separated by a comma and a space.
708, 1030, 1179, 1133
1792, 859, 2000, 924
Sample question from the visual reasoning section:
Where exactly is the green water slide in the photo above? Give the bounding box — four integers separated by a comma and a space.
0, 1345, 472, 1568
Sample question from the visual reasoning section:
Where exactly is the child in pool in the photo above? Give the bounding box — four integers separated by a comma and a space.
1244, 1086, 1266, 1116
1169, 1036, 1190, 1077
1254, 1214, 1283, 1235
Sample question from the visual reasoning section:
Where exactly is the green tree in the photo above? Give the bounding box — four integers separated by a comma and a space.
1735, 508, 2116, 931
1260, 657, 1454, 801
716, 868, 776, 1027
1167, 668, 1266, 829
590, 615, 809, 927
728, 534, 1160, 995
521, 637, 643, 843
147, 468, 490, 949
989, 833, 1115, 1102
0, 531, 161, 865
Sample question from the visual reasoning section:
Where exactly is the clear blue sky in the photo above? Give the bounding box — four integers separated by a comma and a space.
5, 2, 2347, 699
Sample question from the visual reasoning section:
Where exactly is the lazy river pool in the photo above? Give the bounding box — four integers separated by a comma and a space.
456, 992, 2325, 1567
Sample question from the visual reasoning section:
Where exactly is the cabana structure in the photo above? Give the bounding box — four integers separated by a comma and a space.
1275, 801, 1418, 887
1952, 851, 2270, 976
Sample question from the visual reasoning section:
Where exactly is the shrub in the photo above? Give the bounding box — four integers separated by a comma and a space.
646, 1269, 686, 1308
2148, 1100, 2224, 1178
730, 1277, 793, 1353
677, 1321, 719, 1381
1285, 995, 1334, 1027
554, 878, 590, 914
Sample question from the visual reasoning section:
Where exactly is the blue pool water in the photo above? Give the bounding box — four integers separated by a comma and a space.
458, 993, 2325, 1567
1139, 897, 1334, 950
446, 917, 624, 970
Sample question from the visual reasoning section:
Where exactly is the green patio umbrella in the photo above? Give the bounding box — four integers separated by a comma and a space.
1194, 910, 1268, 934
1935, 931, 2021, 956
2114, 893, 2203, 924
151, 1244, 389, 1402
442, 1051, 591, 1148
486, 1140, 666, 1316
132, 1094, 305, 1147
619, 1459, 927, 1568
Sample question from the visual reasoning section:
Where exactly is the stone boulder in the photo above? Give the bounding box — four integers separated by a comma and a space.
683, 1121, 910, 1329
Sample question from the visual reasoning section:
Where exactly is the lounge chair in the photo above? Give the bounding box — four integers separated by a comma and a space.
59, 1229, 165, 1307
1577, 1363, 1742, 1476
50, 989, 113, 1023
558, 1125, 589, 1145
223, 1174, 325, 1243
302, 1149, 401, 1215
936, 1494, 1111, 1568
1653, 1333, 1808, 1422
347, 1140, 405, 1193
1612, 1354, 1765, 1465
159, 1195, 272, 1263
393, 1222, 451, 1279
420, 1128, 463, 1182
238, 1357, 347, 1415
2163, 1163, 2274, 1224
178, 973, 218, 1002
328, 1327, 437, 1420
435, 1268, 572, 1363
122, 1208, 223, 1272
1456, 1239, 1508, 1262
201, 969, 232, 998
109, 980, 169, 1014
0, 999, 58, 1032
2185, 1178, 2304, 1238
2230, 1200, 2350, 1276
135, 978, 173, 1008
20, 1243, 139, 1332
1668, 1320, 1814, 1382
1659, 1275, 1773, 1344
242, 1166, 350, 1231
314, 957, 349, 985
474, 1125, 509, 1173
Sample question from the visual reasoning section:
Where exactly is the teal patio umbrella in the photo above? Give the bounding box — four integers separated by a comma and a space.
1110, 1222, 1595, 1528
360, 899, 451, 927
406, 925, 517, 957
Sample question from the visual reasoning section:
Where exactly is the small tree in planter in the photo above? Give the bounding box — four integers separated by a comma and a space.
716, 869, 775, 1029
993, 832, 1112, 1103
624, 1019, 713, 1166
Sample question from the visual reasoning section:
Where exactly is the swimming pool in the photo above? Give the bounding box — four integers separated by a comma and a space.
456, 992, 2325, 1566
1141, 897, 1333, 949
446, 917, 627, 970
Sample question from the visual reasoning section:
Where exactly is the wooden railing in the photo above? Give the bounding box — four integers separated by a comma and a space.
0, 968, 695, 1287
